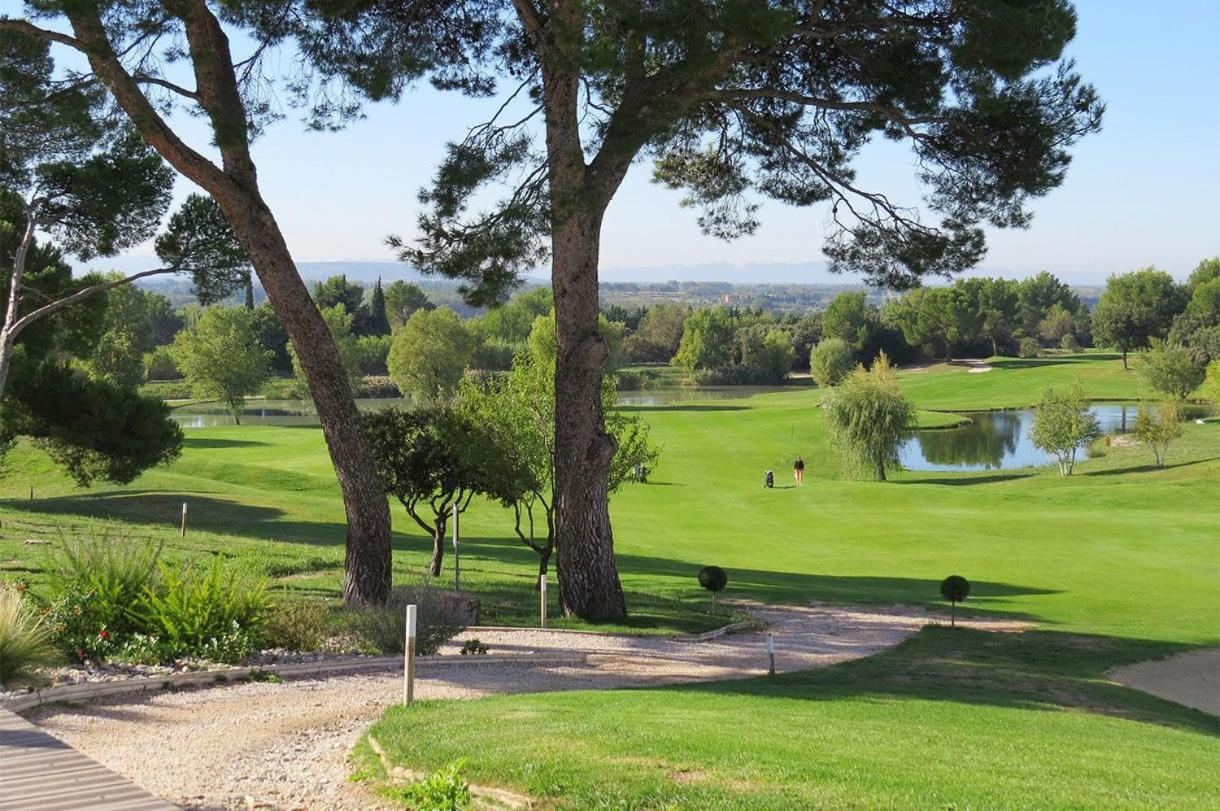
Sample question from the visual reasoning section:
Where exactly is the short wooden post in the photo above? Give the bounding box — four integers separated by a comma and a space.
180, 502, 188, 537
403, 603, 417, 706
766, 633, 776, 675
539, 574, 547, 629
29, 485, 33, 501
452, 508, 461, 592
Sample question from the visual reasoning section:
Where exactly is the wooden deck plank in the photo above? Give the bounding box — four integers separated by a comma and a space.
0, 709, 176, 810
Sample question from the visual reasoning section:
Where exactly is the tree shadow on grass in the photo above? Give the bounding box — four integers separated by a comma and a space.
1081, 457, 1220, 476
183, 437, 272, 449
460, 535, 1057, 630
668, 626, 1220, 737
618, 404, 749, 414
988, 354, 1122, 369
1, 491, 345, 546
892, 472, 1036, 486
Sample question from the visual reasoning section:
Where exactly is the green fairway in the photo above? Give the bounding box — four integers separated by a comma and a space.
3, 351, 1218, 805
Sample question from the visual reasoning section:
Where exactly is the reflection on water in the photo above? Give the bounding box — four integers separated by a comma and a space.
901, 403, 1157, 472
616, 386, 788, 406
170, 398, 403, 428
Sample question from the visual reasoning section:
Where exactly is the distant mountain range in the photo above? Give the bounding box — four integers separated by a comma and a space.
90, 256, 1103, 294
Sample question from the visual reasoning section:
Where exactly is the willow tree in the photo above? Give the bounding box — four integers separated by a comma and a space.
297, 0, 1103, 618
0, 1, 455, 604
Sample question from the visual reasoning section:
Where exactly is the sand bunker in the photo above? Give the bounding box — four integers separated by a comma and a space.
1109, 648, 1219, 716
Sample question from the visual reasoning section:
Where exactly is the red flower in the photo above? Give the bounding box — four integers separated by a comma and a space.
98, 629, 110, 640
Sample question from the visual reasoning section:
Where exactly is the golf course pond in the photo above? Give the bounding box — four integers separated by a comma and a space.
900, 402, 1166, 472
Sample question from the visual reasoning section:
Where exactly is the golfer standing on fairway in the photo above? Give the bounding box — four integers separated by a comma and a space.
794, 457, 805, 486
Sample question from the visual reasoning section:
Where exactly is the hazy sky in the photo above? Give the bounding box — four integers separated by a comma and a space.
17, 0, 1220, 284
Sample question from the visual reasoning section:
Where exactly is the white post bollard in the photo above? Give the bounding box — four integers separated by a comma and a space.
540, 574, 547, 629
403, 604, 417, 706
180, 502, 188, 537
766, 633, 776, 675
452, 508, 461, 591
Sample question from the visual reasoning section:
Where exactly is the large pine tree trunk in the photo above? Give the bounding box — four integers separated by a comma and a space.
61, 3, 393, 607
551, 210, 626, 620
220, 199, 392, 606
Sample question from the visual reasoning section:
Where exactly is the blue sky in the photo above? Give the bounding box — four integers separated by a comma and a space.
12, 0, 1220, 284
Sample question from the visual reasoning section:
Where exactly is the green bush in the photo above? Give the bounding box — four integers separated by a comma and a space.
262, 599, 330, 652
133, 557, 269, 663
346, 585, 466, 656
1060, 333, 1081, 352
1018, 337, 1041, 359
144, 346, 182, 381
0, 585, 58, 686
811, 338, 854, 387
44, 538, 163, 658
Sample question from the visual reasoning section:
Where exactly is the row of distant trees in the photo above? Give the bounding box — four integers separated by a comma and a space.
155, 257, 1219, 421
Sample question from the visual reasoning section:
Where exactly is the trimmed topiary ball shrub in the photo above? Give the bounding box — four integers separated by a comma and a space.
698, 566, 728, 606
940, 575, 971, 628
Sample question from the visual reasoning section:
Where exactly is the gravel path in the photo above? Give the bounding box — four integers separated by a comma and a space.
28, 602, 1024, 810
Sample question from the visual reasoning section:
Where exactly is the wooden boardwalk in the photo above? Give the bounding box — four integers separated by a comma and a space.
0, 708, 174, 810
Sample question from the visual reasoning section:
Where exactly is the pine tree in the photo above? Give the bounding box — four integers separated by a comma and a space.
368, 277, 391, 336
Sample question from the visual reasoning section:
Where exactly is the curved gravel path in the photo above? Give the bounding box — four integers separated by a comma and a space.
28, 602, 1024, 810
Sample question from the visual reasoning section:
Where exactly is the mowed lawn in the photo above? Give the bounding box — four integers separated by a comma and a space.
3, 351, 1219, 806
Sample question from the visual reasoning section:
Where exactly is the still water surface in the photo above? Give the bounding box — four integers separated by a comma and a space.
899, 403, 1154, 472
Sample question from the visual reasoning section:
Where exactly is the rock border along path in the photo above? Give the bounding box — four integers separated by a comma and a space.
25, 603, 1027, 810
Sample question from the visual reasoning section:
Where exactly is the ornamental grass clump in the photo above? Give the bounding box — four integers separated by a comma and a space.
346, 584, 467, 656
0, 585, 59, 687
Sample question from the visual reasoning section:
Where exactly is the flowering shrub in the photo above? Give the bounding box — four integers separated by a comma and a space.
39, 539, 268, 666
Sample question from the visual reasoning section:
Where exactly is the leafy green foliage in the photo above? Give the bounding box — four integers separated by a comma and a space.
1206, 361, 1220, 405
172, 306, 271, 422
823, 354, 914, 481
0, 584, 58, 686
345, 585, 466, 656
45, 537, 163, 641
1133, 403, 1182, 469
624, 303, 687, 363
737, 327, 795, 383
1093, 269, 1188, 366
1136, 340, 1206, 400
940, 575, 970, 603
698, 566, 727, 604
386, 759, 471, 810
155, 194, 251, 306
673, 307, 735, 371
3, 361, 182, 485
133, 558, 268, 663
383, 280, 436, 329
811, 338, 854, 387
1030, 383, 1101, 477
262, 600, 330, 652
823, 293, 878, 357
387, 308, 475, 402
86, 279, 161, 388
